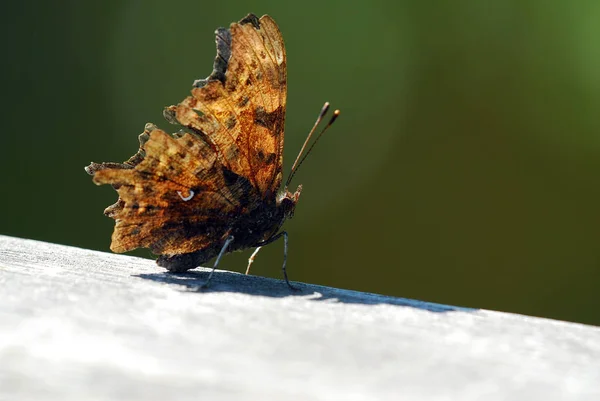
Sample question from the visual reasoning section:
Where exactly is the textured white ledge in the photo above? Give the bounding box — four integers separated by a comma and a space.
0, 235, 599, 401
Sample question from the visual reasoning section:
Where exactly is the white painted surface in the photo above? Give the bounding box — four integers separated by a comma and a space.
0, 235, 599, 401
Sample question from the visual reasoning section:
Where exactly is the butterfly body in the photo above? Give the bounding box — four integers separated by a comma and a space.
155, 185, 301, 273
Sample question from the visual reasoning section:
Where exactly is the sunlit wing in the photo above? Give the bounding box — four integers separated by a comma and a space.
165, 14, 287, 200
88, 125, 258, 255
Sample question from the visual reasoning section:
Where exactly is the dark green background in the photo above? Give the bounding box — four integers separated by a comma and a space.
2, 1, 599, 325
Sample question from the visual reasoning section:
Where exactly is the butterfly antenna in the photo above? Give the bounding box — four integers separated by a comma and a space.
285, 102, 340, 187
288, 102, 330, 178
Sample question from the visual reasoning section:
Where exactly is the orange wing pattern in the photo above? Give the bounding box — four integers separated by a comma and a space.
165, 14, 287, 200
88, 124, 258, 255
86, 14, 287, 258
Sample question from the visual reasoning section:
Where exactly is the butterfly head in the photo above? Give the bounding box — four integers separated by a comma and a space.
278, 185, 302, 219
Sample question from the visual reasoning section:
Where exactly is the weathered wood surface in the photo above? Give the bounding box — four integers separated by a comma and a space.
0, 235, 599, 401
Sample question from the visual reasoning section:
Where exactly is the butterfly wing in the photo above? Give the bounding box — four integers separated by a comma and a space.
165, 14, 287, 200
86, 14, 286, 262
88, 125, 257, 257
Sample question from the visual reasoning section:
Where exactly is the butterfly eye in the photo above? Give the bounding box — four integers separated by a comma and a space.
177, 190, 195, 201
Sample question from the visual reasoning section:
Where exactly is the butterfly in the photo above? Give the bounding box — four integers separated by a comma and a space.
85, 13, 338, 288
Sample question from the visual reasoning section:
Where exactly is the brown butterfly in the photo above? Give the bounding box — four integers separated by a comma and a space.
85, 14, 338, 288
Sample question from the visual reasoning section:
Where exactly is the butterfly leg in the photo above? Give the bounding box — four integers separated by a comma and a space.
256, 231, 298, 291
246, 246, 262, 275
280, 232, 298, 291
201, 235, 235, 289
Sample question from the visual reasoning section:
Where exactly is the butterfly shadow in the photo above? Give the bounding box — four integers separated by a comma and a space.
135, 269, 476, 313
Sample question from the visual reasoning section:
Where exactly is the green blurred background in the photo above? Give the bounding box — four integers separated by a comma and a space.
2, 1, 600, 325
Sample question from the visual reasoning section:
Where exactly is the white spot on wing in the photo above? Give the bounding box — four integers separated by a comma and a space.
177, 190, 194, 201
